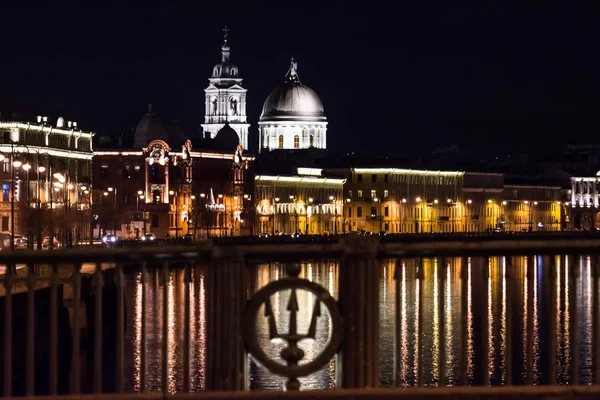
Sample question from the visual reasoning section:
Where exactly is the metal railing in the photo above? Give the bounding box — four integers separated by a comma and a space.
1, 236, 600, 398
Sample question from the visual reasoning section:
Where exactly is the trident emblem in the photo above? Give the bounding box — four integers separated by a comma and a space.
243, 264, 343, 390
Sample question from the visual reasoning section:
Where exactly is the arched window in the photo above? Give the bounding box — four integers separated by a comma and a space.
231, 68, 236, 75
294, 135, 300, 149
278, 135, 284, 149
310, 135, 314, 147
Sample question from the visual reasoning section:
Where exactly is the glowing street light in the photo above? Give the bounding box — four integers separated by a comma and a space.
402, 198, 407, 203
67, 183, 74, 190
467, 199, 472, 204
12, 158, 22, 168
191, 195, 196, 200
107, 187, 114, 192
200, 193, 206, 198
447, 198, 452, 203
38, 166, 46, 173
502, 201, 507, 205
416, 197, 422, 203
137, 190, 143, 195
22, 163, 31, 171
433, 199, 439, 204
103, 191, 109, 196
487, 199, 492, 204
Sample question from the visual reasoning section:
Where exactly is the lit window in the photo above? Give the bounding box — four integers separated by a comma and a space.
348, 190, 352, 198
371, 190, 376, 199
278, 135, 284, 149
2, 160, 8, 173
357, 190, 363, 198
384, 190, 389, 198
294, 135, 300, 149
100, 164, 108, 178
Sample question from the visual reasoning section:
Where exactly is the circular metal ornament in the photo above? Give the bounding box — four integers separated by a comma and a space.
242, 277, 343, 378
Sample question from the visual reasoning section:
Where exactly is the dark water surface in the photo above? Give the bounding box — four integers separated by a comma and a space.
121, 255, 597, 391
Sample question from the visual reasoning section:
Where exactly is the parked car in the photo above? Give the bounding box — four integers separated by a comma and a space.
258, 232, 269, 238
102, 234, 118, 245
141, 233, 156, 241
13, 235, 28, 248
42, 236, 61, 249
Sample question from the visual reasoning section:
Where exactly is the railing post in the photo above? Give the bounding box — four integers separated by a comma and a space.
206, 244, 247, 391
338, 235, 380, 388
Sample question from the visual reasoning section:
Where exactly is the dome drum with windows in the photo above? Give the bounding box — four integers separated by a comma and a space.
259, 58, 327, 152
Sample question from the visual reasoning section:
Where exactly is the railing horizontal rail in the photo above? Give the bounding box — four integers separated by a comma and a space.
0, 385, 595, 400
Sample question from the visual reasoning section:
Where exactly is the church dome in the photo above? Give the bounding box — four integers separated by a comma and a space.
133, 104, 169, 148
213, 123, 240, 150
260, 59, 326, 122
211, 30, 240, 80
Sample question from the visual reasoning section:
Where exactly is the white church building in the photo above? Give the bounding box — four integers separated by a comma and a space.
258, 58, 328, 152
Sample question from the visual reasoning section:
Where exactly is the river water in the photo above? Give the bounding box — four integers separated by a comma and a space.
121, 255, 596, 391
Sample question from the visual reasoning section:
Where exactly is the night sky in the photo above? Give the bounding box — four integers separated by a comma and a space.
0, 2, 598, 157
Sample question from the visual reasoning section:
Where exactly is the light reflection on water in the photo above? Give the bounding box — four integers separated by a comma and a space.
120, 256, 598, 392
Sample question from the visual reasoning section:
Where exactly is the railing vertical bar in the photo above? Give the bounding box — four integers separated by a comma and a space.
3, 263, 14, 397
438, 257, 446, 387
417, 257, 424, 387
25, 263, 35, 396
49, 263, 58, 395
140, 262, 148, 393
183, 262, 191, 393
460, 256, 469, 386
505, 256, 513, 386
593, 256, 600, 384
570, 255, 579, 385
526, 255, 534, 385
393, 258, 401, 387
116, 262, 125, 393
71, 263, 82, 394
162, 261, 169, 395
481, 257, 490, 386
93, 262, 103, 393
548, 256, 557, 385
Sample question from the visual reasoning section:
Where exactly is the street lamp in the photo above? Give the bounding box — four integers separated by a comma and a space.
169, 189, 180, 238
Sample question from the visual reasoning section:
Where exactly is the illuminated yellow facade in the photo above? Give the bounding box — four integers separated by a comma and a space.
328, 168, 564, 234
254, 168, 345, 235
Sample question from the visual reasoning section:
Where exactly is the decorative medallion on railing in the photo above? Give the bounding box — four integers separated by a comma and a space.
242, 264, 343, 390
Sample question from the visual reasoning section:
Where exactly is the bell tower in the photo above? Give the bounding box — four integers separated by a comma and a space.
201, 27, 250, 150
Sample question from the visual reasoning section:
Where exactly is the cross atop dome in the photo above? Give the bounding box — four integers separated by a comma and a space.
285, 57, 301, 83
223, 26, 229, 43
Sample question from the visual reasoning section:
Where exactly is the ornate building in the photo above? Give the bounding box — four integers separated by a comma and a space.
259, 58, 327, 152
93, 105, 254, 239
569, 174, 600, 229
201, 27, 250, 150
0, 109, 94, 247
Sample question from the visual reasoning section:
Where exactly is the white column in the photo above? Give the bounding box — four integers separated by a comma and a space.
571, 180, 576, 206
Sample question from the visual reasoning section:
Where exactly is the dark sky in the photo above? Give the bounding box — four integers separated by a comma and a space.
1, 1, 599, 156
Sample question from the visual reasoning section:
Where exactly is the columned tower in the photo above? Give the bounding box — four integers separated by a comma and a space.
201, 27, 250, 150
